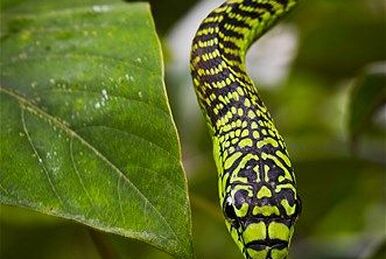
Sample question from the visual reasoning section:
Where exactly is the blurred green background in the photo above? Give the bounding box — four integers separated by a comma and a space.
1, 0, 385, 258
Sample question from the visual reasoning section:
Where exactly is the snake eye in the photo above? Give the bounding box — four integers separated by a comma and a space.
223, 198, 238, 222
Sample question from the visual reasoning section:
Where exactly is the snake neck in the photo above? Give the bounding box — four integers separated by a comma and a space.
190, 0, 297, 134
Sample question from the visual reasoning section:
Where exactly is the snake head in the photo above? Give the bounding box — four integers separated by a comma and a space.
222, 185, 301, 259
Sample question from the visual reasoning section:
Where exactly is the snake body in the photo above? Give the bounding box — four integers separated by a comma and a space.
190, 0, 301, 258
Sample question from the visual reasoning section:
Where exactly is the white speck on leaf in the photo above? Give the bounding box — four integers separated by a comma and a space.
101, 89, 108, 100
125, 74, 134, 82
18, 52, 27, 60
92, 5, 110, 13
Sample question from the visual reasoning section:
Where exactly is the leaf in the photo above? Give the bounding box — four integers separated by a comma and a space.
0, 2, 192, 258
349, 63, 386, 141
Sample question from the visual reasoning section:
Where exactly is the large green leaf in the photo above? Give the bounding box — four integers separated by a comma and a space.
0, 2, 192, 258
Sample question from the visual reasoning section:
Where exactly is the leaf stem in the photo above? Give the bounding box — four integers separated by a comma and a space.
88, 228, 118, 259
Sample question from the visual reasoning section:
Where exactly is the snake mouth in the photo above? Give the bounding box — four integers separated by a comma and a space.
247, 239, 288, 250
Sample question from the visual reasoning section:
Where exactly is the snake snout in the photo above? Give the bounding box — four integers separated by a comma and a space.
247, 239, 288, 250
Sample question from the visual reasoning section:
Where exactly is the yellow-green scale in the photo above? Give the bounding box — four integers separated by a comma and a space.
190, 1, 301, 258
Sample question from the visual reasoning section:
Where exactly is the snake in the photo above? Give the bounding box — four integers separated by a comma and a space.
189, 0, 301, 258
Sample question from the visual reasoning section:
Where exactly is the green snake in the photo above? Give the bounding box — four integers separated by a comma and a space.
189, 0, 301, 258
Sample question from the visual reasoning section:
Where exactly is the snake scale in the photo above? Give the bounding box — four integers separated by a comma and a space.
189, 0, 301, 258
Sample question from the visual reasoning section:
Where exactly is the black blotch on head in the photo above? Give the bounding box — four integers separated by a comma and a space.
278, 188, 296, 205
238, 160, 258, 181
234, 190, 249, 209
267, 164, 283, 183
224, 201, 237, 220
223, 199, 240, 229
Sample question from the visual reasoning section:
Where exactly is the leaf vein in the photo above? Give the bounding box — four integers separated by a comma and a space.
20, 108, 65, 206
0, 182, 10, 195
125, 164, 184, 193
69, 138, 99, 217
1, 86, 180, 243
117, 175, 126, 224
77, 125, 178, 162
